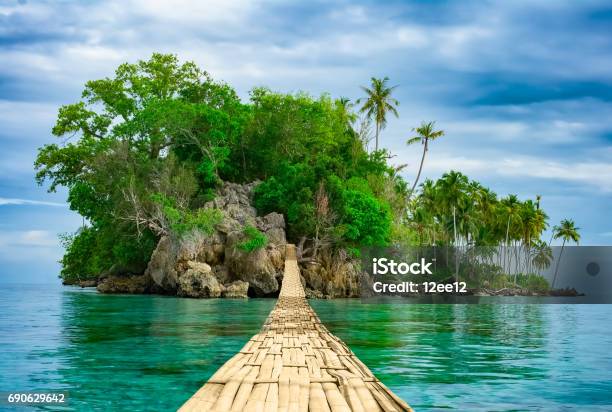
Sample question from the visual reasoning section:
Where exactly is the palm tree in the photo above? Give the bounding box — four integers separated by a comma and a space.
495, 194, 522, 277
357, 77, 399, 152
531, 240, 553, 274
436, 171, 469, 281
411, 207, 433, 245
501, 195, 522, 245
551, 219, 580, 289
472, 185, 498, 244
407, 121, 445, 199
548, 224, 560, 246
336, 97, 357, 127
337, 97, 353, 116
518, 200, 548, 275
338, 96, 351, 107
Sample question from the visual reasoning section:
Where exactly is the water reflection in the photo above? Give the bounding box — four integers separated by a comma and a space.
311, 301, 612, 411
1, 286, 611, 411
51, 290, 273, 411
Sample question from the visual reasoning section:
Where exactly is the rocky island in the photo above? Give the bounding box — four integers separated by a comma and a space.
36, 54, 578, 299
79, 181, 361, 299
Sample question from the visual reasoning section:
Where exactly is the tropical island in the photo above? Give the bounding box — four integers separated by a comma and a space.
35, 54, 580, 298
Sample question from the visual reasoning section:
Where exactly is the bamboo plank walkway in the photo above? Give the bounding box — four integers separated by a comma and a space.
179, 244, 412, 412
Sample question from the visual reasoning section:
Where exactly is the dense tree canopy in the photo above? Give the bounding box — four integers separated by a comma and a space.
35, 54, 571, 287
36, 54, 405, 281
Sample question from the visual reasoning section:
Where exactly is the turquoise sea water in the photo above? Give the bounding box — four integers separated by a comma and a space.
0, 285, 611, 411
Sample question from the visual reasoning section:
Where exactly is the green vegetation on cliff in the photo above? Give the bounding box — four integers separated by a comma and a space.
35, 54, 575, 287
35, 54, 404, 282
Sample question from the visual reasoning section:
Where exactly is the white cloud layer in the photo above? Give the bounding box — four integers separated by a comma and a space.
0, 0, 611, 270
0, 229, 61, 262
0, 197, 65, 207
418, 154, 612, 193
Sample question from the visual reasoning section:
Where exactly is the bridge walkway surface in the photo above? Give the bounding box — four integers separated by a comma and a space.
179, 244, 412, 411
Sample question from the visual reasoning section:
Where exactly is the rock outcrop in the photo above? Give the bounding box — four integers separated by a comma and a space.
222, 281, 249, 298
146, 236, 179, 291
256, 212, 286, 246
140, 181, 287, 298
96, 181, 363, 299
97, 274, 152, 294
225, 234, 281, 296
76, 279, 97, 288
300, 254, 361, 298
177, 261, 222, 298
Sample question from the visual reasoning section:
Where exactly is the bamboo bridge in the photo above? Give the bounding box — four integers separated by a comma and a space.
179, 244, 412, 412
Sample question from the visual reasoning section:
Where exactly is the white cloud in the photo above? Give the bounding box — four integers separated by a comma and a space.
18, 230, 59, 247
0, 0, 611, 255
0, 100, 56, 140
408, 153, 612, 192
128, 0, 257, 26
0, 230, 62, 263
329, 5, 369, 24
438, 118, 589, 144
499, 157, 612, 192
0, 197, 65, 207
0, 229, 59, 247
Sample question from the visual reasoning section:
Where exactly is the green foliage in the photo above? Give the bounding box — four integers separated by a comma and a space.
237, 225, 268, 252
252, 177, 285, 215
412, 171, 550, 247
357, 77, 399, 151
58, 229, 99, 281
517, 274, 550, 293
35, 54, 246, 281
35, 53, 563, 284
246, 91, 404, 247
552, 219, 580, 244
59, 226, 156, 282
479, 273, 549, 293
151, 193, 223, 236
185, 208, 224, 235
339, 190, 391, 246
197, 158, 218, 187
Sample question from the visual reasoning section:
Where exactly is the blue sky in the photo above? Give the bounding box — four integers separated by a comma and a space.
1, 0, 611, 283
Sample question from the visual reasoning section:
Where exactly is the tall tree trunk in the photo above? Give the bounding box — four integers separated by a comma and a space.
433, 230, 437, 273
552, 239, 566, 289
453, 206, 457, 245
241, 140, 247, 177
408, 139, 428, 200
505, 216, 510, 274
375, 121, 380, 152
453, 206, 458, 282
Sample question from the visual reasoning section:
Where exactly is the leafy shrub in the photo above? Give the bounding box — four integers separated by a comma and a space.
59, 228, 100, 282
184, 208, 224, 235
59, 225, 156, 282
151, 193, 223, 236
253, 177, 285, 215
237, 225, 268, 252
340, 189, 391, 246
476, 272, 549, 293
35, 55, 414, 280
197, 158, 218, 187
517, 273, 550, 293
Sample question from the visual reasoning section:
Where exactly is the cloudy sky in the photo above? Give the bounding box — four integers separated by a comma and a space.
1, 0, 611, 283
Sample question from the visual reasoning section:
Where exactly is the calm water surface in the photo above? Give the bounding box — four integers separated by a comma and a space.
0, 284, 611, 411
